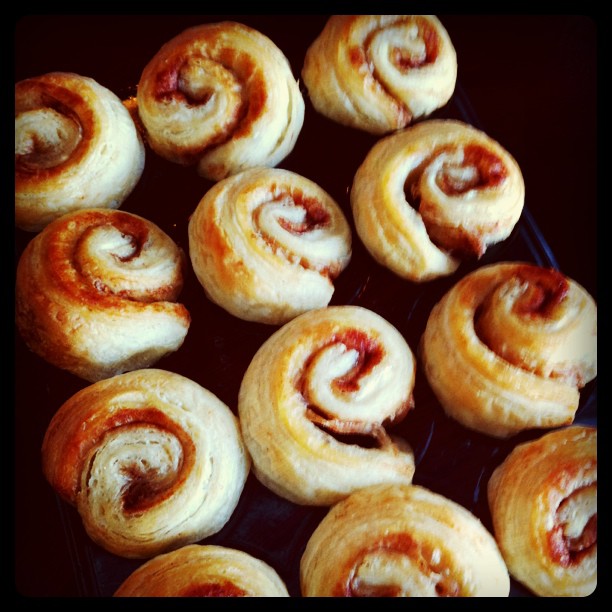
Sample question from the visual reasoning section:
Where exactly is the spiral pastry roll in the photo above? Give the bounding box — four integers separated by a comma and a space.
15, 72, 145, 232
351, 120, 525, 282
302, 15, 457, 135
420, 262, 597, 438
488, 426, 597, 596
114, 544, 289, 597
238, 306, 416, 506
300, 483, 510, 597
15, 208, 190, 382
136, 21, 304, 181
188, 167, 352, 325
42, 369, 250, 559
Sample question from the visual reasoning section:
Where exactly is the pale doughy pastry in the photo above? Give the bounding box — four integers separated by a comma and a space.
114, 544, 289, 597
15, 208, 190, 382
302, 15, 457, 134
238, 306, 416, 506
188, 167, 352, 325
488, 425, 597, 597
136, 21, 304, 181
351, 120, 525, 282
300, 483, 510, 597
420, 262, 597, 438
15, 72, 145, 232
42, 369, 250, 559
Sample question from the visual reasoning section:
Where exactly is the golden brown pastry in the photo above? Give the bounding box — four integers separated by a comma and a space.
420, 262, 597, 438
15, 208, 190, 382
15, 72, 145, 232
300, 483, 510, 597
488, 425, 597, 597
136, 21, 304, 181
42, 369, 250, 559
114, 544, 289, 597
351, 120, 525, 282
302, 15, 457, 135
238, 306, 416, 506
188, 167, 352, 325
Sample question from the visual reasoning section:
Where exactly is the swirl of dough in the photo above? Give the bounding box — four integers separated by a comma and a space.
238, 306, 416, 506
15, 208, 191, 382
488, 426, 597, 596
302, 15, 457, 134
300, 483, 510, 597
420, 262, 597, 438
351, 120, 525, 282
136, 21, 305, 181
15, 72, 145, 232
42, 369, 250, 559
188, 167, 352, 325
114, 544, 289, 597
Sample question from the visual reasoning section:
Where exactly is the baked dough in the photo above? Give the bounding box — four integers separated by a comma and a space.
237, 306, 416, 506
188, 167, 352, 325
42, 369, 250, 559
114, 544, 289, 597
300, 483, 510, 597
302, 15, 457, 134
136, 21, 304, 181
15, 72, 145, 232
351, 119, 525, 281
488, 425, 597, 597
420, 262, 597, 437
15, 208, 190, 382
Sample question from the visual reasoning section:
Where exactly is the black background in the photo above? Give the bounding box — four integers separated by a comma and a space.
13, 14, 597, 598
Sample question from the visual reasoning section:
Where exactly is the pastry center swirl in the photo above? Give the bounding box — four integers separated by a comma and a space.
72, 216, 184, 302
15, 107, 83, 170
347, 535, 460, 597
82, 409, 196, 515
367, 17, 440, 72
551, 483, 597, 566
253, 191, 346, 275
298, 329, 407, 446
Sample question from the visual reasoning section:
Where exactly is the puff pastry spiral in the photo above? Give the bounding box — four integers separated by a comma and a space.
136, 21, 305, 181
15, 208, 190, 382
302, 15, 457, 134
15, 72, 145, 232
420, 262, 597, 437
42, 369, 250, 559
300, 483, 510, 597
115, 544, 289, 597
238, 306, 416, 506
188, 167, 352, 325
488, 426, 597, 597
351, 120, 525, 282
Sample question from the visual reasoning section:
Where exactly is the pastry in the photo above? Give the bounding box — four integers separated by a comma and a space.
420, 262, 597, 437
300, 483, 510, 597
488, 425, 597, 597
15, 208, 190, 382
136, 21, 304, 181
188, 167, 352, 325
15, 72, 145, 232
114, 544, 289, 597
351, 119, 525, 281
237, 305, 416, 506
42, 369, 250, 559
302, 15, 457, 134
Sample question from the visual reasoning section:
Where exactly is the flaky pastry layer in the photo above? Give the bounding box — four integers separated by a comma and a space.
42, 369, 250, 559
238, 305, 416, 505
420, 262, 597, 437
15, 72, 145, 232
488, 426, 597, 596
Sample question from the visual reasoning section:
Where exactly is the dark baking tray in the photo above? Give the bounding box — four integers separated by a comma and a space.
14, 15, 597, 598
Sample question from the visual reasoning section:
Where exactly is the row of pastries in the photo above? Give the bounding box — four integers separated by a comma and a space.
14, 15, 596, 597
